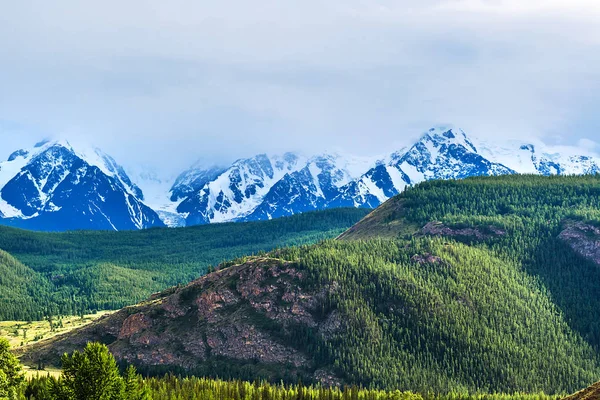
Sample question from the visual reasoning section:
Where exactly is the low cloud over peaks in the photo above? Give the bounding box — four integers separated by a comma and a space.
1, 0, 599, 171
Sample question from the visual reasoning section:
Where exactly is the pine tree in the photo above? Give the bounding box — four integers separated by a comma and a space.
0, 338, 24, 400
53, 342, 125, 400
123, 365, 150, 400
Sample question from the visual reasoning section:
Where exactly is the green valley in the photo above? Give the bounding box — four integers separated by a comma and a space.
0, 208, 369, 321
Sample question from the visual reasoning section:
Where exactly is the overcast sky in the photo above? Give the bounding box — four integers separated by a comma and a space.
1, 0, 599, 173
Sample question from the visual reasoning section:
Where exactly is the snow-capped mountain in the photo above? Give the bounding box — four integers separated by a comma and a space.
174, 153, 307, 226
242, 153, 376, 221
165, 127, 518, 226
169, 164, 227, 203
328, 127, 514, 209
390, 128, 515, 182
3, 126, 599, 231
163, 127, 600, 227
478, 140, 600, 176
124, 165, 190, 228
0, 140, 164, 231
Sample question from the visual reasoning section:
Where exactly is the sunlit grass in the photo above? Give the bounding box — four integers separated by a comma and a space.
0, 311, 114, 349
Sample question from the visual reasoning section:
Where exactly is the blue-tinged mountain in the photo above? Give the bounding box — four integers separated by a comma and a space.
329, 127, 515, 208
220, 127, 515, 223
169, 164, 227, 203
243, 154, 374, 221
5, 126, 600, 230
160, 127, 600, 227
173, 153, 306, 226
477, 141, 600, 176
0, 140, 164, 231
163, 127, 600, 227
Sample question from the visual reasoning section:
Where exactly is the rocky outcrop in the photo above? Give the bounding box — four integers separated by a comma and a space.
411, 253, 443, 264
420, 221, 506, 240
564, 381, 600, 400
559, 221, 600, 265
20, 258, 343, 385
118, 313, 153, 339
205, 323, 309, 367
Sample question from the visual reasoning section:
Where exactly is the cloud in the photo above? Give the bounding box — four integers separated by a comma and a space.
0, 0, 599, 172
578, 138, 599, 151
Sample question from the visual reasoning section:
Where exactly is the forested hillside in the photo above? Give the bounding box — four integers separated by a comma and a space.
0, 208, 368, 320
17, 175, 600, 394
341, 174, 600, 351
275, 239, 600, 393
23, 239, 600, 394
0, 250, 53, 321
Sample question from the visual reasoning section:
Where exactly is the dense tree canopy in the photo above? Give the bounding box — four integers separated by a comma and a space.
0, 208, 368, 321
0, 339, 23, 400
21, 343, 560, 400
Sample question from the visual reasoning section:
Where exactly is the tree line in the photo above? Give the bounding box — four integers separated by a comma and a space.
0, 339, 560, 400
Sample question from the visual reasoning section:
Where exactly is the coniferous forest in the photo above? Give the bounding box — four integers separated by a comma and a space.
4, 340, 560, 400
0, 208, 369, 320
6, 175, 600, 396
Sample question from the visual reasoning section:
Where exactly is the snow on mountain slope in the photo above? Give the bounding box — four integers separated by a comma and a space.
0, 140, 164, 231
390, 127, 515, 184
4, 126, 599, 231
176, 153, 306, 225
476, 138, 600, 176
174, 126, 595, 226
174, 127, 515, 225
125, 165, 187, 227
169, 163, 227, 203
327, 127, 514, 210
244, 153, 379, 221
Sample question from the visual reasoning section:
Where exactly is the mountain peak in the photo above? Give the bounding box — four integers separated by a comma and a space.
427, 125, 457, 134
0, 138, 162, 230
419, 126, 477, 153
3, 127, 600, 231
33, 139, 51, 148
519, 144, 535, 153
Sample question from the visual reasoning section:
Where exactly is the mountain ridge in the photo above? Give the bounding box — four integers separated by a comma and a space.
130, 126, 600, 228
2, 127, 599, 231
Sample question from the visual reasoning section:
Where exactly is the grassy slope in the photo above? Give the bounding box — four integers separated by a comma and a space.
0, 208, 369, 320
0, 312, 112, 349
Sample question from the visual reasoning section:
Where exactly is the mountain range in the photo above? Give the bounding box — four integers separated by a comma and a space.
2, 127, 599, 231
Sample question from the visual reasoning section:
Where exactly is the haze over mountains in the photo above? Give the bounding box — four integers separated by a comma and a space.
1, 127, 599, 231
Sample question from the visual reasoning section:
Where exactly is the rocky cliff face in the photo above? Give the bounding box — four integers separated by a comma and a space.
20, 258, 342, 385
559, 221, 600, 265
